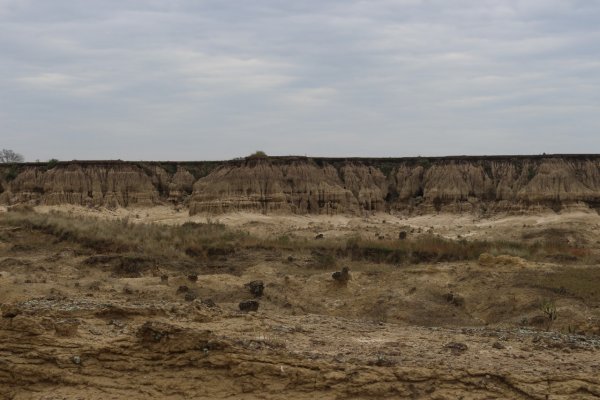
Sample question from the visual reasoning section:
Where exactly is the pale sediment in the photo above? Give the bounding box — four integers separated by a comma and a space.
1, 155, 600, 215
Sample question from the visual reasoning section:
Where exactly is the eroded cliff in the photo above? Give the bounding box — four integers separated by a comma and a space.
1, 155, 600, 214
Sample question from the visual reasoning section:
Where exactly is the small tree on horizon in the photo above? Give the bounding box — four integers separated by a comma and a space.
247, 150, 268, 159
0, 149, 24, 163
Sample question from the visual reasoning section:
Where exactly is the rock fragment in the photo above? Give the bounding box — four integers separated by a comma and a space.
445, 342, 468, 355
184, 292, 197, 302
444, 292, 465, 307
332, 267, 350, 284
177, 285, 189, 293
492, 341, 506, 350
55, 319, 80, 337
245, 280, 264, 297
239, 300, 259, 312
201, 299, 217, 308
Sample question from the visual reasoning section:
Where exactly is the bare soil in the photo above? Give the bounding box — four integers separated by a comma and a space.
1, 206, 600, 399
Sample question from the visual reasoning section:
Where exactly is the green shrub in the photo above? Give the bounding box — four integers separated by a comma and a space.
539, 299, 557, 330
247, 151, 268, 159
417, 158, 431, 169
47, 159, 59, 170
5, 165, 19, 181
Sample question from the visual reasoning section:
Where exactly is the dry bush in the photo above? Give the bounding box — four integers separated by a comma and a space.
344, 235, 496, 264
478, 253, 526, 267
7, 204, 34, 213
518, 267, 600, 304
340, 235, 594, 265
0, 211, 244, 263
310, 250, 337, 269
539, 298, 558, 331
1, 210, 594, 268
369, 301, 389, 323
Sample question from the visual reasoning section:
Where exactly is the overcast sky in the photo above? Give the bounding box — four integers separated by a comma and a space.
1, 0, 599, 161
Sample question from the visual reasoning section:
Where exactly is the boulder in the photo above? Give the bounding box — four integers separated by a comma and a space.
239, 300, 259, 312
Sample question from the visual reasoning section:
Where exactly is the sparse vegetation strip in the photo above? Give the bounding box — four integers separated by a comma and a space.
1, 210, 593, 265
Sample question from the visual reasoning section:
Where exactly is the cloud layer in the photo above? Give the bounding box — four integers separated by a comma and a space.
1, 0, 599, 160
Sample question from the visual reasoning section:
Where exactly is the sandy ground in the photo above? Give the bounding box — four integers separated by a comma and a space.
34, 204, 600, 244
1, 206, 600, 398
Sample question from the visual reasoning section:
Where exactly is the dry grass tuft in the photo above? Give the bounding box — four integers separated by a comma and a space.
478, 253, 526, 267
1, 211, 243, 262
1, 210, 595, 268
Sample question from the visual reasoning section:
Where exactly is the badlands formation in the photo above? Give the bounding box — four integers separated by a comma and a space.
1, 155, 600, 399
1, 155, 600, 214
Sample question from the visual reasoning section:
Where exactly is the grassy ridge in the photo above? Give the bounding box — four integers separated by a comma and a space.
1, 210, 594, 265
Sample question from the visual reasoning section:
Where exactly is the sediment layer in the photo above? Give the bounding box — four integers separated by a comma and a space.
1, 155, 600, 214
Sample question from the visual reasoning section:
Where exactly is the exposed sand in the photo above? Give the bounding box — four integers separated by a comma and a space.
35, 204, 600, 244
1, 206, 600, 399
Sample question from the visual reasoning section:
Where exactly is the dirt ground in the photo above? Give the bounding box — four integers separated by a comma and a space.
1, 206, 600, 399
28, 204, 600, 243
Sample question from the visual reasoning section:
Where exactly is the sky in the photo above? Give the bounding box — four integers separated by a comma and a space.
1, 0, 599, 161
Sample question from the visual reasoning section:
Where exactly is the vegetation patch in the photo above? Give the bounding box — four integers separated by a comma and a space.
246, 151, 268, 159
1, 211, 595, 268
5, 165, 20, 181
518, 268, 600, 305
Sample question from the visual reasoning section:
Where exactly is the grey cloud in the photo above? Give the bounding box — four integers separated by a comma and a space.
0, 0, 599, 161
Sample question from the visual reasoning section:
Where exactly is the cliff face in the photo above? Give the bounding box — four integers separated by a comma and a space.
189, 160, 356, 214
0, 162, 200, 208
1, 156, 600, 214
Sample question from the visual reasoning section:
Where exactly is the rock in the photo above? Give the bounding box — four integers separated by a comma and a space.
54, 319, 80, 337
72, 355, 81, 365
332, 267, 351, 284
188, 159, 366, 215
109, 319, 125, 328
445, 342, 468, 355
10, 316, 45, 335
137, 321, 179, 343
201, 299, 217, 308
187, 274, 198, 282
160, 274, 169, 283
370, 354, 397, 367
5, 156, 600, 214
529, 315, 548, 326
444, 292, 465, 307
239, 300, 259, 312
245, 280, 264, 297
399, 231, 407, 240
3, 163, 161, 207
177, 285, 189, 293
315, 233, 324, 239
184, 292, 197, 302
168, 167, 196, 201
492, 341, 506, 350
40, 318, 55, 330
1, 305, 19, 318
136, 321, 227, 353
